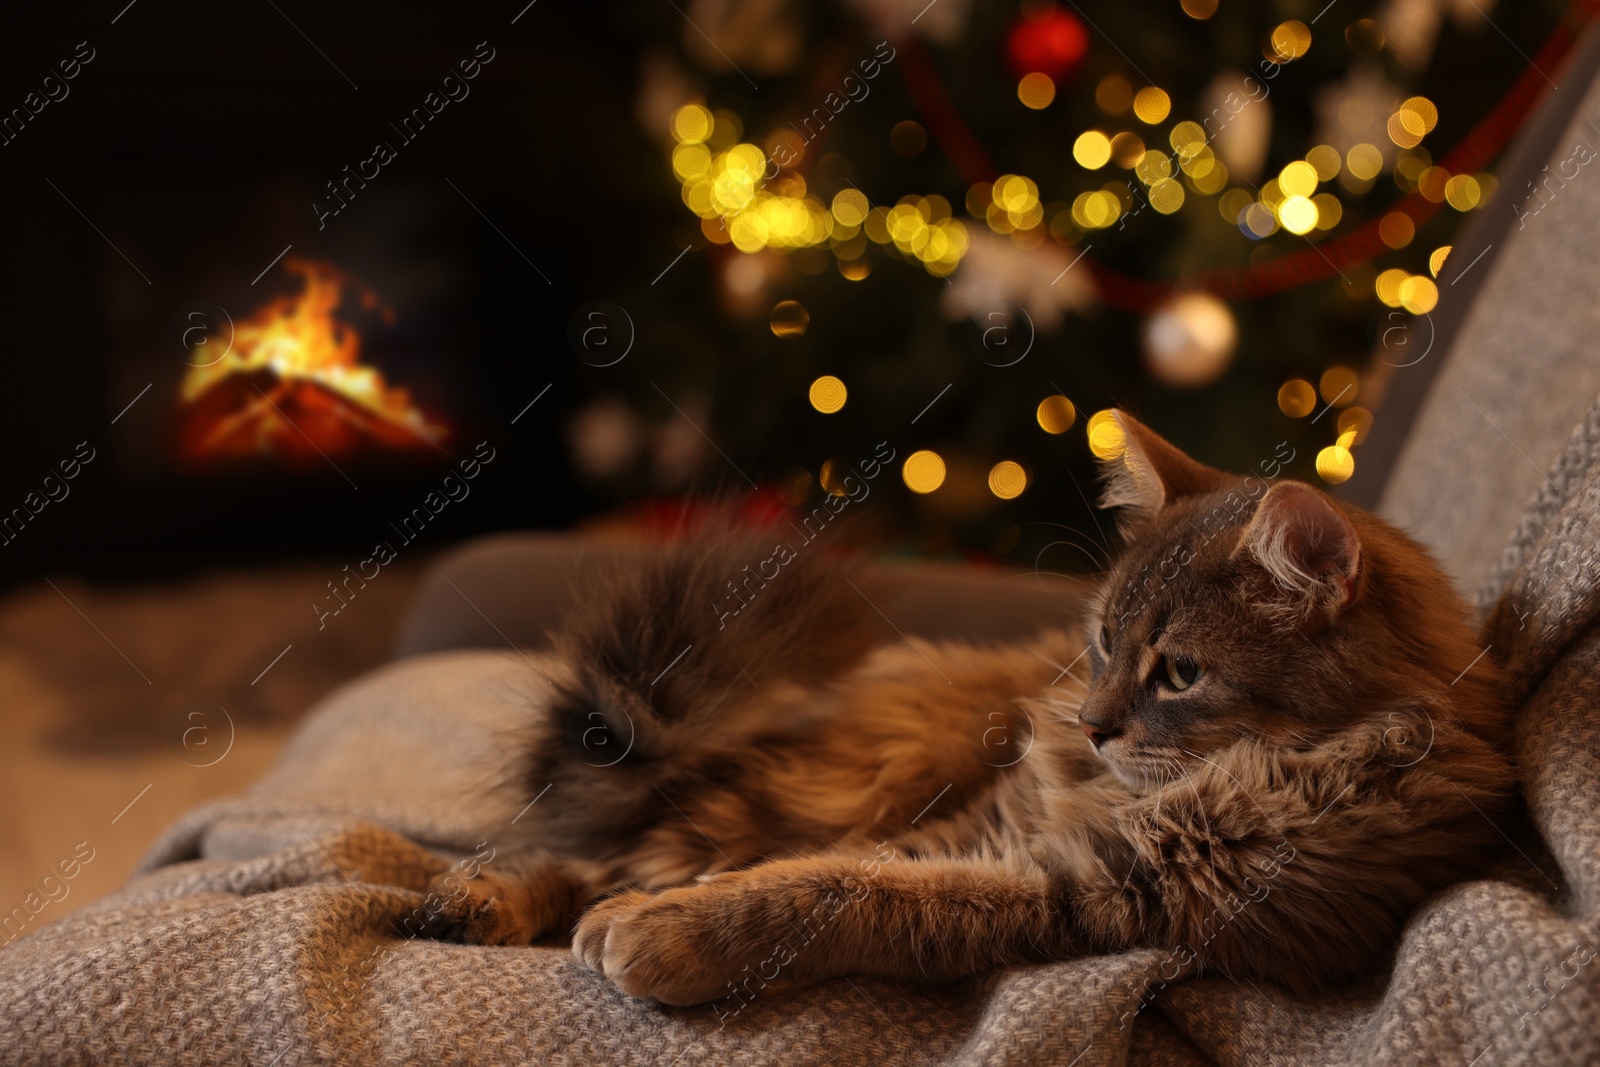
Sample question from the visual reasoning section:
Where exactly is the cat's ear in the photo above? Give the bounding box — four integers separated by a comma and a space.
1235, 481, 1362, 613
1098, 411, 1232, 536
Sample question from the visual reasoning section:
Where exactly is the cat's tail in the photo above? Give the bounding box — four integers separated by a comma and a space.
520, 508, 884, 857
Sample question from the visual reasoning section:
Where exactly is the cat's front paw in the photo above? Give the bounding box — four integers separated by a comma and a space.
572, 887, 734, 1006
421, 870, 537, 947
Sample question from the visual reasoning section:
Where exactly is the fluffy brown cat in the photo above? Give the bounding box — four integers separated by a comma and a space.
424, 412, 1515, 1010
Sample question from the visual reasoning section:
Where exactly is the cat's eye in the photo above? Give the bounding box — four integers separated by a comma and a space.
1164, 656, 1204, 690
1098, 624, 1110, 651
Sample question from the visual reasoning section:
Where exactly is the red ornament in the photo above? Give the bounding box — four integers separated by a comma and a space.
1006, 9, 1089, 82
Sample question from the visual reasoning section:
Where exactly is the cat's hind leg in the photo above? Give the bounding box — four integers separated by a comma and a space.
422, 849, 594, 947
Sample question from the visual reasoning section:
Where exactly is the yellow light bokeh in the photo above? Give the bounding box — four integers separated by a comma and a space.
1388, 110, 1425, 149
1219, 188, 1254, 224
1347, 143, 1384, 181
1312, 192, 1343, 230
1170, 121, 1206, 150
1401, 96, 1439, 133
1418, 166, 1450, 203
1337, 406, 1374, 445
1073, 131, 1112, 170
1278, 379, 1317, 418
1279, 161, 1319, 198
902, 450, 947, 494
808, 375, 847, 413
1399, 275, 1439, 314
1316, 445, 1355, 484
1376, 268, 1409, 307
663, 104, 967, 277
1379, 211, 1415, 249
1430, 245, 1452, 277
1319, 366, 1359, 406
1182, 0, 1218, 17
1278, 195, 1319, 235
831, 189, 870, 227
1071, 189, 1124, 230
1087, 410, 1125, 459
1306, 145, 1342, 182
672, 143, 712, 181
770, 300, 810, 337
819, 459, 848, 497
1189, 159, 1229, 194
1095, 74, 1133, 115
1136, 150, 1173, 185
1445, 174, 1482, 211
1149, 178, 1185, 214
1241, 202, 1278, 238
1110, 132, 1146, 168
1018, 72, 1056, 109
1270, 20, 1312, 61
671, 103, 713, 144
1036, 395, 1077, 434
1133, 87, 1171, 125
988, 461, 1028, 500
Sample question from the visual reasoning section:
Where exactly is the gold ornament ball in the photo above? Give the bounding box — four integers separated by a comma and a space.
1141, 293, 1238, 388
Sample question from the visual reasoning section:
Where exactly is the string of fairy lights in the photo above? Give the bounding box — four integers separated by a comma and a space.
662, 6, 1566, 504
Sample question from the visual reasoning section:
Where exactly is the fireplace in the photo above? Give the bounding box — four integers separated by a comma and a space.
0, 2, 653, 586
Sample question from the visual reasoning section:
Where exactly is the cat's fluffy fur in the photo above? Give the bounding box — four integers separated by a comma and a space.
426, 412, 1516, 1006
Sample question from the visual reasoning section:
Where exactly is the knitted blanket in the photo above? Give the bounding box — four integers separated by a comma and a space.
3, 408, 1598, 1066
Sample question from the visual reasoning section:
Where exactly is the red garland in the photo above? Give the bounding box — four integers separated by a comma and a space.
898, 0, 1600, 312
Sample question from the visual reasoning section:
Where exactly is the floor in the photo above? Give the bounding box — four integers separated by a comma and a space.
0, 560, 427, 925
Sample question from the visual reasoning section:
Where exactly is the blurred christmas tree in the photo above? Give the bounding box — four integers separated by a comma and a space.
566, 0, 1576, 566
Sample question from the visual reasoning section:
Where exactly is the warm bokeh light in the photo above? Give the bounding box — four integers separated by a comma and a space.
1133, 87, 1171, 124
1338, 406, 1374, 445
1073, 131, 1112, 169
1319, 366, 1359, 406
1181, 0, 1218, 18
1270, 20, 1312, 61
1279, 161, 1318, 198
1430, 245, 1453, 277
890, 120, 926, 158
1279, 195, 1319, 234
1018, 72, 1056, 109
808, 375, 847, 413
671, 103, 713, 144
1305, 145, 1342, 182
1312, 192, 1343, 230
1110, 131, 1146, 167
1379, 211, 1415, 248
668, 103, 968, 276
831, 189, 869, 227
1347, 143, 1383, 181
770, 300, 810, 337
1095, 74, 1133, 115
988, 461, 1028, 500
1219, 188, 1253, 224
1087, 409, 1125, 459
1399, 275, 1439, 314
902, 450, 947, 494
1316, 445, 1355, 484
1150, 179, 1185, 214
1036, 394, 1077, 434
1445, 174, 1482, 211
1346, 18, 1384, 53
1376, 268, 1409, 307
1278, 379, 1317, 418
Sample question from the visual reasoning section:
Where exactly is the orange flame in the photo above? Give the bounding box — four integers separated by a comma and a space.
178, 259, 445, 461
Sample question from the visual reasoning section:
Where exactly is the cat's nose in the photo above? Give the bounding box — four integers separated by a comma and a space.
1080, 717, 1120, 748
